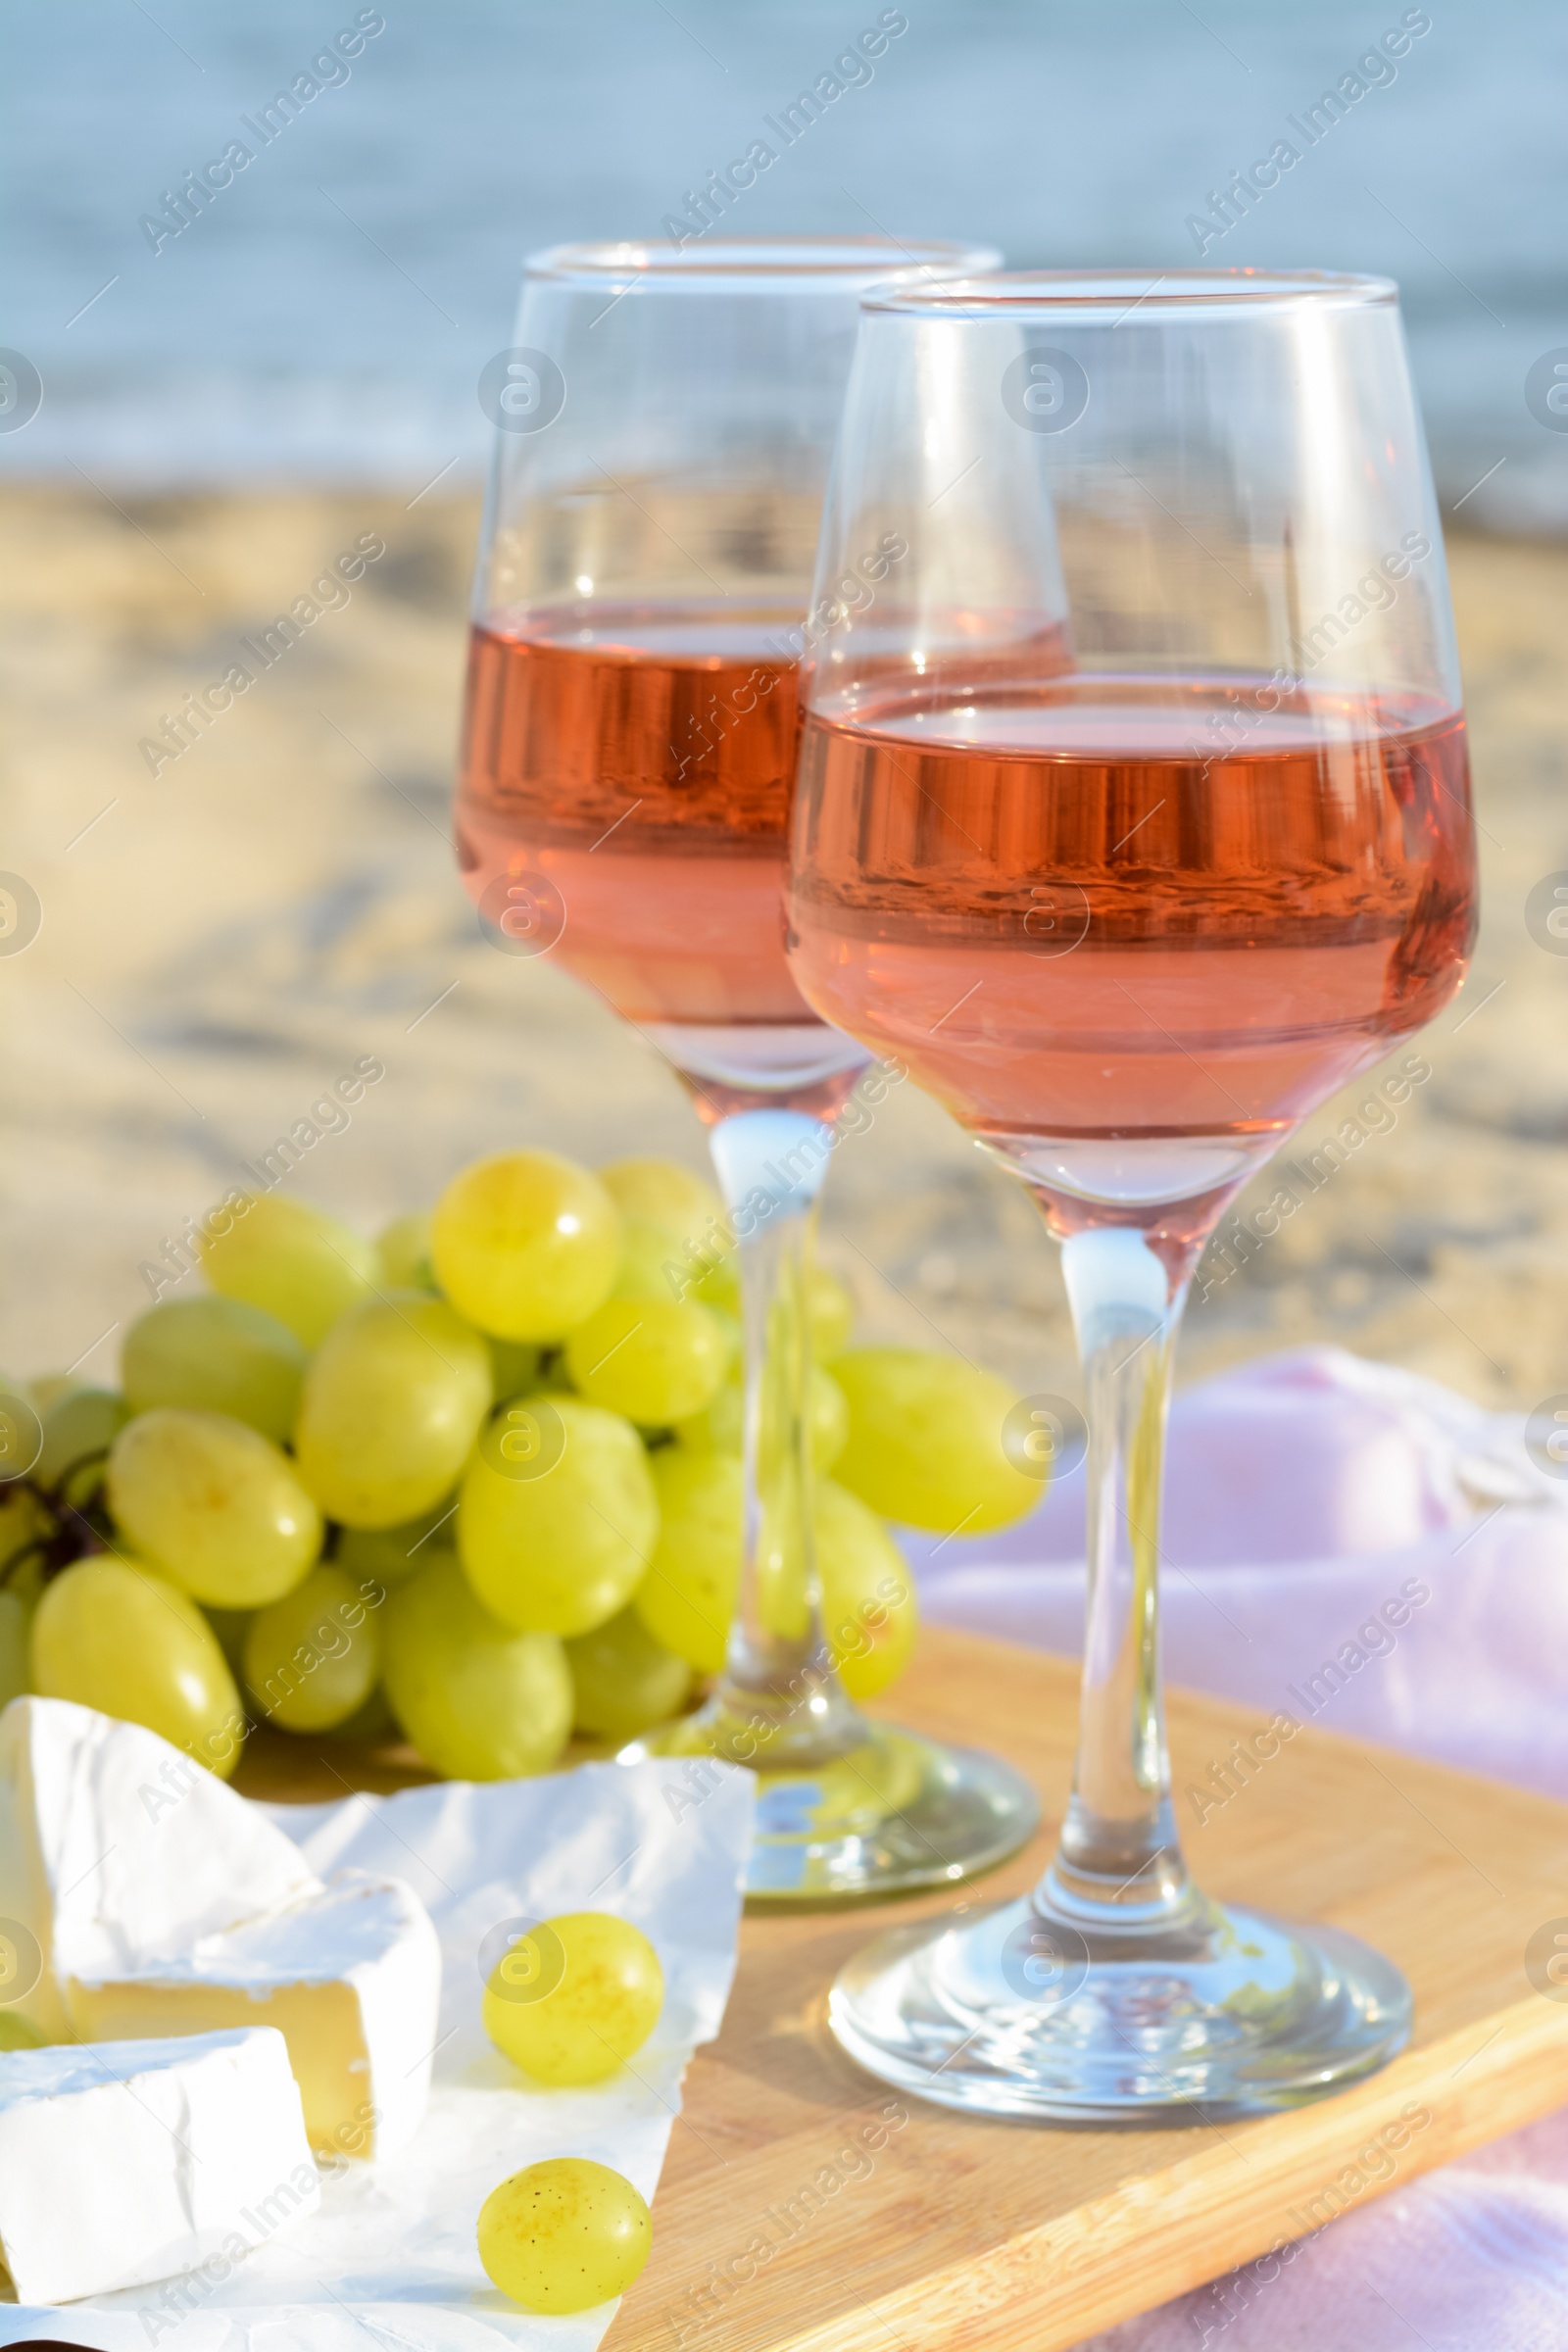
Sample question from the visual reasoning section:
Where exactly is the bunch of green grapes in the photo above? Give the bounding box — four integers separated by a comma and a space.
0, 1148, 1044, 1781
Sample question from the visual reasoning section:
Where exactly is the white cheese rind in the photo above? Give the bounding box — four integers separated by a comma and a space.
68, 1871, 443, 2159
0, 1696, 319, 2035
0, 2026, 318, 2304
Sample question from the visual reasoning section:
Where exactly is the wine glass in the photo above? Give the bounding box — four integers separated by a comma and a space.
458, 236, 1040, 1902
786, 270, 1477, 2110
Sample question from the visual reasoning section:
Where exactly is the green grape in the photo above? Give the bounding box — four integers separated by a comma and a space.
597, 1155, 723, 1243
674, 1363, 848, 1473
563, 1298, 730, 1426
376, 1208, 434, 1289
35, 1387, 127, 1505
486, 1335, 542, 1398
27, 1373, 80, 1417
689, 1253, 740, 1313
565, 1605, 690, 1742
477, 2158, 651, 2314
636, 1450, 915, 1694
633, 1447, 741, 1674
293, 1293, 492, 1530
335, 1497, 457, 1588
607, 1217, 697, 1304
107, 1408, 321, 1607
807, 1263, 856, 1360
382, 1551, 571, 1778
243, 1564, 382, 1733
122, 1296, 306, 1445
812, 1478, 918, 1699
0, 2013, 44, 2052
482, 1911, 662, 2085
429, 1152, 622, 1343
459, 1396, 657, 1638
198, 1193, 380, 1348
831, 1347, 1040, 1534
598, 1158, 737, 1314
0, 1488, 50, 1584
0, 1591, 30, 1712
31, 1559, 245, 1777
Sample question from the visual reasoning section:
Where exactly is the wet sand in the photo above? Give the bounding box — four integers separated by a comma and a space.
2, 484, 1563, 1423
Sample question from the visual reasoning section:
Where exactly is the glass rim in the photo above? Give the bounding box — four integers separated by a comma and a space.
862, 268, 1400, 317
523, 235, 1003, 290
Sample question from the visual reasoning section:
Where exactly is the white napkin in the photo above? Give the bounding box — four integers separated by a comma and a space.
906, 1344, 1568, 2351
0, 1756, 754, 2351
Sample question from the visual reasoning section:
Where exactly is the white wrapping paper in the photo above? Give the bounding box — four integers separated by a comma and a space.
0, 1755, 754, 2350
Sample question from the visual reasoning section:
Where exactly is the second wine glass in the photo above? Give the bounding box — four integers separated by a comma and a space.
787, 269, 1477, 2107
457, 236, 1037, 1900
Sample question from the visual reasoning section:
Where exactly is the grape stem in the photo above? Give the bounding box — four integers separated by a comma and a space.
1, 1447, 114, 1586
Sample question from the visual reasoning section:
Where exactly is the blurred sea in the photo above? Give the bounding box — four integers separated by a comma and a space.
3, 0, 1565, 528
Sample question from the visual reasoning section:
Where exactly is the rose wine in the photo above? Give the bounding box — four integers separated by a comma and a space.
457, 602, 808, 1005
787, 673, 1476, 1227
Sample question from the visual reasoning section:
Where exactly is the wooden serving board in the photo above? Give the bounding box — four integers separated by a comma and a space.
238, 1629, 1568, 2352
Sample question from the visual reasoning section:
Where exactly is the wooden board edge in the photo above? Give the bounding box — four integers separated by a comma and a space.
762, 1994, 1568, 2352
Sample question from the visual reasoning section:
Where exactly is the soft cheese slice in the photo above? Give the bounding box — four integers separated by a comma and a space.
69, 1870, 442, 2160
0, 1696, 318, 2038
0, 1697, 442, 2159
0, 2025, 318, 2305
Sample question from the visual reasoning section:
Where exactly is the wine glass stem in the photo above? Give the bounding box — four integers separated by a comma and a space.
704, 1107, 862, 1768
1040, 1223, 1196, 1928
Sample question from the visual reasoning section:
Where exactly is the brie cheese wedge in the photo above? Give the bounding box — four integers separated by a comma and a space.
0, 1698, 441, 2157
0, 2025, 318, 2304
73, 1870, 441, 2161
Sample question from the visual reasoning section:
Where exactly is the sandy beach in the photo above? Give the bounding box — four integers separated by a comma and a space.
3, 482, 1563, 1423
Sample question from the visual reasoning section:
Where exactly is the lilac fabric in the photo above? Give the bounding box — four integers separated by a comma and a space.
901, 1347, 1568, 2350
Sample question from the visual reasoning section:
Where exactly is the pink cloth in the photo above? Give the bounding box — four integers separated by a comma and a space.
903, 1347, 1568, 2350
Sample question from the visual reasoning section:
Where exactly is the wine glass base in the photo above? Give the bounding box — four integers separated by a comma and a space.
619, 1716, 1040, 1905
829, 1891, 1413, 2120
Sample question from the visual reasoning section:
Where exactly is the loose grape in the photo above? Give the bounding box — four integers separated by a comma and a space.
31, 1559, 244, 1776
108, 1408, 321, 1607
632, 1448, 741, 1674
565, 1605, 690, 1742
122, 1297, 306, 1444
812, 1478, 918, 1698
0, 1591, 30, 1712
563, 1298, 730, 1427
293, 1293, 492, 1530
35, 1387, 127, 1505
382, 1551, 571, 1779
243, 1564, 382, 1733
376, 1209, 434, 1289
199, 1193, 380, 1348
477, 2158, 651, 2314
459, 1396, 657, 1638
429, 1152, 622, 1343
831, 1348, 1040, 1533
335, 1498, 457, 1587
483, 1911, 662, 2085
